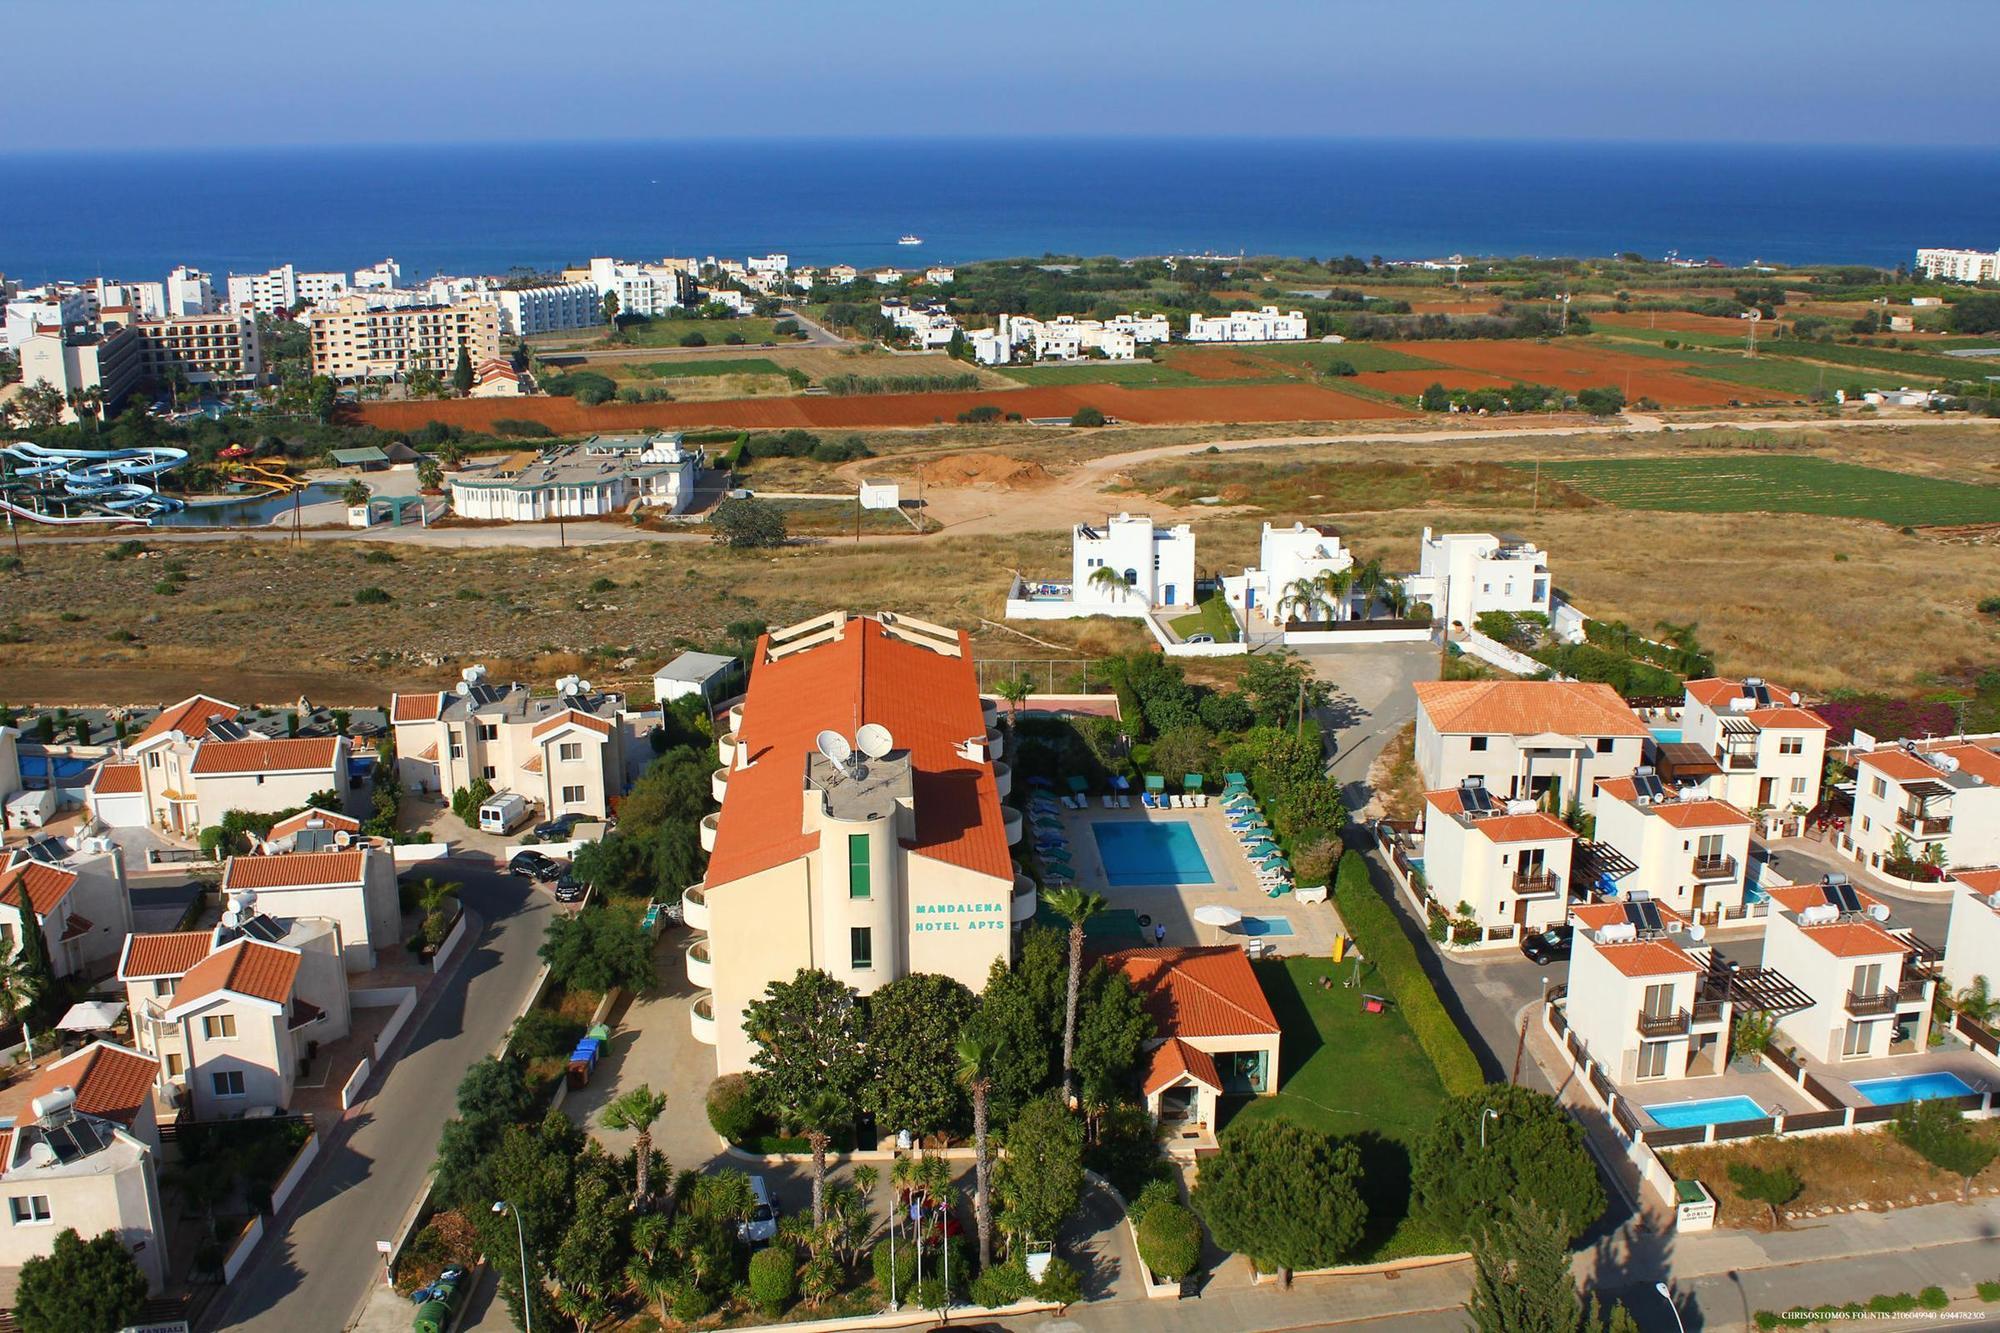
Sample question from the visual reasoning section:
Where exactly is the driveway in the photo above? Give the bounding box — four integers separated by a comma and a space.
209, 864, 553, 1333
1298, 640, 1438, 808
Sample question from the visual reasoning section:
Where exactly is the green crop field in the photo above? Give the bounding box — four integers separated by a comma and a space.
1248, 343, 1446, 373
626, 358, 786, 379
1520, 456, 2000, 527
1587, 336, 1831, 396
996, 361, 1205, 387
1756, 339, 1973, 381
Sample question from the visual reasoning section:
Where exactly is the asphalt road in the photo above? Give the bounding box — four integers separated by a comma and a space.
211, 864, 552, 1333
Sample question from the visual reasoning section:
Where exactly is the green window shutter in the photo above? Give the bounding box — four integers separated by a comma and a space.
848, 833, 871, 899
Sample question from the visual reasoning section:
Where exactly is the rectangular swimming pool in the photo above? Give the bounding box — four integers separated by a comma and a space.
1851, 1072, 1979, 1105
1649, 726, 1684, 745
1092, 820, 1214, 887
1241, 916, 1294, 937
1644, 1095, 1767, 1129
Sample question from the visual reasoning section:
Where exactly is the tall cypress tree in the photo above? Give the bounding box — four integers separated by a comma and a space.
12, 877, 55, 1028
1467, 1198, 1587, 1333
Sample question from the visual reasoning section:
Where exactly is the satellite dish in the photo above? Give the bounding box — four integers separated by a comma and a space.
856, 723, 894, 759
815, 730, 853, 771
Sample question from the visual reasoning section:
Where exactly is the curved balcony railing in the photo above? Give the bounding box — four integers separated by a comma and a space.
699, 812, 720, 853
685, 939, 714, 989
1004, 806, 1024, 845
718, 732, 740, 767
727, 704, 744, 734
986, 726, 1005, 757
992, 760, 1012, 800
681, 884, 710, 931
1012, 873, 1038, 923
711, 768, 730, 803
981, 698, 998, 728
690, 993, 717, 1045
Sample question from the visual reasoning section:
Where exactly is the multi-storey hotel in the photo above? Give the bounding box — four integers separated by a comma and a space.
306, 294, 500, 381
130, 311, 263, 387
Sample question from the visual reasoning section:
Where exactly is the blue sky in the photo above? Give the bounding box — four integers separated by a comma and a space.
13, 0, 1994, 150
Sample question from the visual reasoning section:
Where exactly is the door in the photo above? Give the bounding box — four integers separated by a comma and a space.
1759, 776, 1776, 806
1162, 584, 1176, 606
1842, 1019, 1874, 1058
1245, 587, 1256, 609
1642, 983, 1676, 1019
1636, 1041, 1670, 1079
1852, 962, 1883, 1002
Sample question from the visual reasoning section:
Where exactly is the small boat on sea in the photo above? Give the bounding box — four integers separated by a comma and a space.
898, 234, 923, 246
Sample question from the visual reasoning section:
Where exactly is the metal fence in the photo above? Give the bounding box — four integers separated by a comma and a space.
973, 658, 1099, 693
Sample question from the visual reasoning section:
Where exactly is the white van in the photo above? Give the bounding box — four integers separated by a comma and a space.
738, 1175, 778, 1245
478, 792, 530, 835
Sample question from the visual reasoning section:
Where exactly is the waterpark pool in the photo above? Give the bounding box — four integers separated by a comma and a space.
1240, 916, 1294, 937
1851, 1072, 1979, 1106
1092, 821, 1214, 887
1650, 727, 1684, 745
156, 482, 344, 528
1644, 1095, 1768, 1129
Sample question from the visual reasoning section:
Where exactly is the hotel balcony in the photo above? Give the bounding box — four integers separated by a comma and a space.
700, 813, 720, 853
1013, 872, 1038, 923
1692, 854, 1738, 881
982, 698, 998, 729
1004, 806, 1024, 845
681, 884, 710, 932
711, 767, 730, 803
1635, 1008, 1691, 1038
992, 760, 1013, 800
690, 993, 717, 1046
718, 731, 740, 767
685, 938, 714, 990
1512, 869, 1560, 896
1895, 810, 1952, 839
986, 726, 1006, 757
727, 704, 744, 734
1845, 987, 1898, 1017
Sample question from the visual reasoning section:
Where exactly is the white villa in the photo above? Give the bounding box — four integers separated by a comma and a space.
972, 312, 1173, 365
1942, 868, 2000, 1001
1679, 678, 1829, 817
1589, 773, 1755, 923
878, 299, 960, 350
1413, 679, 1651, 804
448, 434, 702, 521
1844, 740, 2000, 877
1421, 781, 1578, 939
1220, 522, 1356, 624
1409, 529, 1553, 634
1184, 306, 1308, 342
1563, 900, 1732, 1084
1763, 881, 1938, 1064
1006, 513, 1197, 621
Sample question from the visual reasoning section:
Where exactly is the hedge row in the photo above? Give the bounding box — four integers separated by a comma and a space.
1333, 851, 1485, 1095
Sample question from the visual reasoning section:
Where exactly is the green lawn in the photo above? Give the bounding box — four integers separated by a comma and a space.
1247, 343, 1447, 374
1168, 593, 1241, 642
614, 317, 791, 348
997, 361, 1206, 387
1518, 455, 2000, 527
626, 357, 787, 379
1221, 956, 1455, 1261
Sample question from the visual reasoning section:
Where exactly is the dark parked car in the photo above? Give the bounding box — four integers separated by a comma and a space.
508, 850, 561, 882
553, 875, 588, 903
533, 813, 583, 841
1519, 924, 1574, 966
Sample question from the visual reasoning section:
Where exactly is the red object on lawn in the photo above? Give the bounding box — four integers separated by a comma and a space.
1362, 996, 1386, 1014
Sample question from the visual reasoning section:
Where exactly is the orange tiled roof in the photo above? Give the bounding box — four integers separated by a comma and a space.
136, 694, 239, 744
392, 692, 444, 723
521, 754, 543, 773
169, 938, 300, 1010
59, 914, 93, 942
1413, 680, 1648, 738
1598, 939, 1702, 978
1859, 742, 2000, 787
1597, 779, 1753, 829
89, 761, 141, 795
120, 931, 215, 979
222, 849, 365, 890
1768, 883, 1885, 916
1952, 868, 2000, 899
1571, 901, 1688, 931
190, 737, 340, 775
0, 860, 78, 918
1425, 792, 1573, 843
1142, 1037, 1223, 1097
705, 617, 1010, 889
1105, 946, 1280, 1040
23, 1042, 158, 1126
1685, 679, 1830, 730
1795, 920, 1910, 958
531, 709, 613, 739
267, 807, 360, 840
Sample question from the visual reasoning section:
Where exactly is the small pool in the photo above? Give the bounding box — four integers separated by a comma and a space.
23, 754, 98, 781
1241, 916, 1294, 937
1644, 1095, 1768, 1129
1650, 727, 1684, 745
1092, 820, 1214, 887
1406, 856, 1425, 875
1851, 1072, 1979, 1106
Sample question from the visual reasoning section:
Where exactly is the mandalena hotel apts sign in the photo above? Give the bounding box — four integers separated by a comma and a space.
912, 900, 1008, 932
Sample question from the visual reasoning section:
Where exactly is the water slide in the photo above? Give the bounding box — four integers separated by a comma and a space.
0, 441, 190, 525
224, 460, 305, 495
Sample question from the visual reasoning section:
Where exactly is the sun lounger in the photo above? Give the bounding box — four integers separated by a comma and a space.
1141, 793, 1158, 809
1117, 794, 1130, 809
1194, 793, 1208, 807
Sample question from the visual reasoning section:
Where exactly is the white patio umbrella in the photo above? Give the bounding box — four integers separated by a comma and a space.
1192, 904, 1243, 929
55, 1000, 126, 1033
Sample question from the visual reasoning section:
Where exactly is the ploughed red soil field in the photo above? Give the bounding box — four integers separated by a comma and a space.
1358, 369, 1517, 395
350, 381, 1415, 432
1593, 309, 1765, 336
1383, 341, 1738, 407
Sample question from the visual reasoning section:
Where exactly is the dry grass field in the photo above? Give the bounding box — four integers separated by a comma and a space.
1663, 1125, 2000, 1229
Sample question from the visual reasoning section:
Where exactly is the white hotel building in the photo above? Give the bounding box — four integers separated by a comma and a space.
1915, 248, 2000, 284
492, 281, 604, 336
586, 257, 690, 318
1184, 306, 1308, 342
227, 263, 349, 314
448, 434, 702, 521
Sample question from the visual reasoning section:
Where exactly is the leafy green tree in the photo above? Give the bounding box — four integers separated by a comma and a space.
748, 1243, 798, 1314
710, 496, 788, 548
600, 1084, 670, 1204
433, 1056, 536, 1210
537, 903, 656, 994
1136, 1201, 1203, 1283
965, 926, 1067, 1124
865, 973, 977, 1136
550, 1151, 632, 1304
958, 1033, 1001, 1271
1412, 1084, 1603, 1243
995, 1096, 1083, 1242
601, 291, 621, 326
1575, 385, 1626, 417
1466, 1198, 1588, 1333
1419, 381, 1451, 412
452, 346, 474, 396
1043, 886, 1107, 1101
1894, 1100, 1997, 1203
13, 1229, 148, 1333
1069, 405, 1106, 427
1240, 652, 1330, 730
743, 969, 869, 1115
479, 1111, 588, 1329
1726, 1162, 1803, 1229
1073, 968, 1153, 1108
1192, 1120, 1367, 1281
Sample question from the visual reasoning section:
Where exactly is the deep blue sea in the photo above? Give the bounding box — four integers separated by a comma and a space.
4, 138, 1996, 284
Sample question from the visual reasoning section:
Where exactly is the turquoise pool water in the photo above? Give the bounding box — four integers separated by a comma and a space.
1650, 726, 1684, 745
1092, 820, 1214, 887
1241, 916, 1294, 937
1644, 1095, 1767, 1128
1851, 1072, 1978, 1105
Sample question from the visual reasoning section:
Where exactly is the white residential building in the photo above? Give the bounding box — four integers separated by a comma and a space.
0, 847, 136, 981
164, 265, 216, 316
587, 257, 689, 318
880, 299, 960, 350
1184, 306, 1307, 342
1763, 881, 1937, 1063
448, 434, 701, 521
352, 258, 402, 290
226, 263, 349, 314
1915, 248, 2000, 284
492, 281, 604, 337
1589, 774, 1754, 923
1411, 529, 1553, 633
1846, 741, 2000, 876
745, 254, 789, 277
218, 850, 401, 971
1220, 521, 1356, 623
1942, 868, 2000, 1001
923, 267, 957, 285
1412, 680, 1650, 805
1562, 900, 1731, 1084
1678, 678, 1828, 814
93, 277, 165, 320
1073, 512, 1196, 611
1421, 782, 1577, 938
4, 290, 91, 353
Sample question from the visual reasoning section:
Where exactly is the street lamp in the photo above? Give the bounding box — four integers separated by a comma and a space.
1479, 1106, 1500, 1149
493, 1201, 533, 1333
1654, 1280, 1687, 1333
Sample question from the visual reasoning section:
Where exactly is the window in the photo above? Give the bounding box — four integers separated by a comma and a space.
1642, 983, 1676, 1017
850, 926, 873, 970
1790, 776, 1808, 795
1469, 736, 1488, 752
0, 924, 12, 953
202, 1014, 237, 1040
212, 1070, 246, 1097
448, 738, 463, 759
848, 834, 871, 899
1870, 776, 1887, 799
558, 742, 583, 763
1779, 736, 1804, 756
481, 766, 497, 781
8, 1196, 50, 1225
1595, 738, 1614, 754
164, 1053, 184, 1077
560, 785, 585, 805
1636, 1041, 1669, 1079
147, 752, 160, 768
152, 979, 171, 998
477, 723, 498, 742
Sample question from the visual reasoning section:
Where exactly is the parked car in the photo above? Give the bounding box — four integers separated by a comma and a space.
553, 875, 588, 904
478, 792, 530, 834
508, 850, 561, 882
1186, 633, 1215, 645
533, 812, 583, 841
738, 1176, 778, 1245
1519, 924, 1574, 965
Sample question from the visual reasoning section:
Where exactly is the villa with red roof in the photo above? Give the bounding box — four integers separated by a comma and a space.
1562, 901, 1735, 1085
1105, 946, 1280, 1143
218, 847, 400, 970
97, 693, 352, 834
1762, 881, 1938, 1063
1590, 774, 1755, 922
1679, 677, 1828, 822
1420, 783, 1578, 941
0, 849, 134, 980
688, 611, 1024, 1074
1942, 868, 2000, 1002
1413, 679, 1649, 808
1846, 740, 2000, 877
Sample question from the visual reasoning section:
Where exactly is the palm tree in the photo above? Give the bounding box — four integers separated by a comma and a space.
416, 459, 443, 492
602, 1084, 670, 1205
341, 479, 371, 509
0, 953, 43, 1029
995, 674, 1033, 721
1313, 565, 1357, 621
788, 1090, 848, 1229
1353, 558, 1385, 616
435, 437, 468, 469
1275, 577, 1328, 625
957, 1034, 1001, 1271
1381, 576, 1413, 620
1086, 565, 1128, 602
1044, 885, 1107, 1102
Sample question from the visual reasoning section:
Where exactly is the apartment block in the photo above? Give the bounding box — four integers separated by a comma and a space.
1915, 247, 2000, 283
227, 263, 349, 314
492, 281, 604, 336
307, 295, 500, 381
17, 323, 143, 419
586, 257, 689, 318
130, 311, 263, 386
